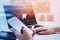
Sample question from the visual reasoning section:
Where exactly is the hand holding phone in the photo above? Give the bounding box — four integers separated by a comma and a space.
7, 17, 33, 34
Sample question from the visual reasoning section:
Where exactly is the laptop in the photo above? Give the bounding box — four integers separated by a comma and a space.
4, 5, 37, 27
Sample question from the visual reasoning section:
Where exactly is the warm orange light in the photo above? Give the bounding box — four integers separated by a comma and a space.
47, 15, 54, 22
39, 15, 45, 21
37, 2, 50, 13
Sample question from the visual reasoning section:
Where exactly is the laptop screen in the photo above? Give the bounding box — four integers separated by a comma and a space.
4, 5, 37, 26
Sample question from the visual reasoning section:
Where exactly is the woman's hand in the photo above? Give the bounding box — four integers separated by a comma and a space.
14, 27, 33, 40
33, 27, 56, 35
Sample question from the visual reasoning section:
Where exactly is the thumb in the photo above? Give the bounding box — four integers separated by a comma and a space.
22, 27, 29, 35
22, 27, 33, 40
22, 27, 32, 37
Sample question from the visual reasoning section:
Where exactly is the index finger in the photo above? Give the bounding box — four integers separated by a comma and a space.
33, 27, 47, 32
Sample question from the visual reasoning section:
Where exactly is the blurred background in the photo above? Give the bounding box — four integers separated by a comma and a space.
0, 0, 60, 40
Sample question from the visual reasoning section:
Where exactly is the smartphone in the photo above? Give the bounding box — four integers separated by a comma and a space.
7, 17, 33, 34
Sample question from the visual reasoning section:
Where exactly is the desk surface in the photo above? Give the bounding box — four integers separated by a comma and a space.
34, 34, 60, 40
16, 34, 60, 40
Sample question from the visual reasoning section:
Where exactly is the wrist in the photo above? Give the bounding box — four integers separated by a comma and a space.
53, 27, 60, 32
53, 27, 57, 33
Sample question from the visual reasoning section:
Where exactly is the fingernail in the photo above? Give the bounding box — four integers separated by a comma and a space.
22, 27, 24, 29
